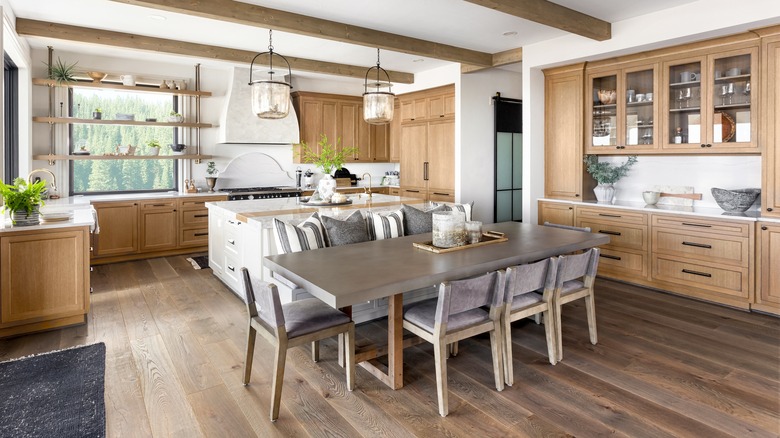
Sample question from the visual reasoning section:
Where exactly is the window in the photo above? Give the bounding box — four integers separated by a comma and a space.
69, 88, 179, 195
4, 53, 19, 184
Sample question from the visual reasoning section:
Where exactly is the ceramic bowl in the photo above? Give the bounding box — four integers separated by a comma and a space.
598, 89, 616, 105
642, 191, 660, 205
86, 71, 107, 82
711, 188, 760, 212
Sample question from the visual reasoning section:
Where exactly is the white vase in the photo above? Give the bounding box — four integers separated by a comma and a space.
317, 174, 337, 202
593, 183, 616, 203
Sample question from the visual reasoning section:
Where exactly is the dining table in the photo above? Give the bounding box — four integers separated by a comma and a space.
263, 221, 610, 389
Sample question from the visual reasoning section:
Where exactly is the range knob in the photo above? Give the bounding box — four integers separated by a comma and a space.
248, 195, 254, 200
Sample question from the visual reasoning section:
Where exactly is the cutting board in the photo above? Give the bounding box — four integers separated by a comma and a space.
651, 185, 695, 207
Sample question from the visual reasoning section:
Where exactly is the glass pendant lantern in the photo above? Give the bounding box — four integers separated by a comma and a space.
363, 49, 395, 125
249, 30, 292, 119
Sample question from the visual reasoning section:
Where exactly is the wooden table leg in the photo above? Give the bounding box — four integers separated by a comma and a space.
387, 293, 404, 389
338, 305, 353, 368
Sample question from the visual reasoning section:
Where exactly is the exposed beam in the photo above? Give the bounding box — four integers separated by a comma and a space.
465, 0, 611, 41
111, 0, 493, 66
461, 48, 522, 74
16, 19, 415, 83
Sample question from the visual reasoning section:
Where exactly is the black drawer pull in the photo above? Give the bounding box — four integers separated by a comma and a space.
194, 232, 208, 237
406, 190, 420, 193
682, 241, 712, 249
600, 254, 622, 261
432, 192, 449, 196
762, 226, 768, 231
681, 222, 711, 228
194, 214, 208, 218
598, 230, 622, 236
682, 269, 712, 278
598, 213, 622, 218
227, 265, 235, 272
228, 239, 236, 245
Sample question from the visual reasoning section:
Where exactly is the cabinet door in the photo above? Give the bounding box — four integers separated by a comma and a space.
389, 101, 401, 162
140, 201, 177, 252
662, 55, 706, 150
538, 201, 575, 226
400, 100, 415, 123
296, 99, 323, 161
339, 102, 361, 161
622, 64, 659, 151
371, 123, 390, 161
428, 93, 455, 119
756, 223, 780, 310
707, 47, 757, 150
586, 70, 619, 149
427, 119, 455, 193
763, 38, 780, 216
322, 101, 338, 152
93, 201, 139, 257
1, 229, 88, 326
400, 123, 427, 187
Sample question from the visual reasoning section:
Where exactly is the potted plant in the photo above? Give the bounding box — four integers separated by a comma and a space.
92, 108, 102, 120
297, 134, 358, 202
146, 139, 160, 156
167, 111, 184, 123
0, 178, 47, 226
205, 161, 219, 193
45, 57, 78, 85
583, 155, 638, 203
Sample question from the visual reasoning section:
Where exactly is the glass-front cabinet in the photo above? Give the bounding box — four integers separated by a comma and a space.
663, 46, 757, 151
586, 62, 659, 153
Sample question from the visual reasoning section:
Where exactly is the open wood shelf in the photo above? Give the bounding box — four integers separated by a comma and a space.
33, 154, 212, 162
32, 116, 212, 128
32, 78, 212, 97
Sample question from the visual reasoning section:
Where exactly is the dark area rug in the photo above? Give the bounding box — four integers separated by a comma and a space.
0, 342, 106, 438
186, 255, 210, 270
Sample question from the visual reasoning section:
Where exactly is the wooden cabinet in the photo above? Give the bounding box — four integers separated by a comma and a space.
1, 227, 90, 338
179, 197, 221, 247
399, 85, 455, 124
544, 63, 594, 200
538, 201, 575, 226
577, 206, 650, 281
755, 222, 780, 315
140, 199, 177, 252
761, 33, 780, 217
93, 200, 139, 257
399, 119, 455, 202
389, 101, 401, 162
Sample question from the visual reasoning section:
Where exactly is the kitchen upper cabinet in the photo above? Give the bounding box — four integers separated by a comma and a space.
761, 33, 780, 217
544, 63, 594, 200
399, 85, 455, 124
389, 101, 401, 162
755, 222, 780, 316
93, 201, 139, 257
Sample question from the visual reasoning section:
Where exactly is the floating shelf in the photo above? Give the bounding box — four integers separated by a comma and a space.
32, 116, 212, 128
33, 153, 212, 163
32, 78, 212, 97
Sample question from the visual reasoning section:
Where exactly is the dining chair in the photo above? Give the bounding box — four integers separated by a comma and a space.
552, 248, 601, 361
543, 221, 592, 233
402, 271, 504, 417
502, 257, 559, 386
241, 268, 356, 421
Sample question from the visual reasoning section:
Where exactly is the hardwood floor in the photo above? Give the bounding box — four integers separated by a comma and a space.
1, 255, 778, 437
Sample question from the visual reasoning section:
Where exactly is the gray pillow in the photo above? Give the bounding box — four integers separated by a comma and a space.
321, 211, 369, 246
402, 204, 447, 235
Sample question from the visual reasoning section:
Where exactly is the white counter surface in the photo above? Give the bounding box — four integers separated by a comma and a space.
0, 207, 95, 233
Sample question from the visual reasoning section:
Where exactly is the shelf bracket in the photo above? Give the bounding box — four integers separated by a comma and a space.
43, 154, 56, 166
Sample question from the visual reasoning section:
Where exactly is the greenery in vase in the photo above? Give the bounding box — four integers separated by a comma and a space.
297, 134, 358, 174
583, 155, 638, 185
169, 111, 182, 117
0, 177, 47, 216
206, 161, 219, 176
94, 108, 102, 113
146, 139, 160, 149
45, 57, 78, 85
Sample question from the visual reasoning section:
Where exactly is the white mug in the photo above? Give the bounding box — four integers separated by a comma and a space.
680, 71, 699, 82
120, 75, 136, 86
726, 67, 741, 77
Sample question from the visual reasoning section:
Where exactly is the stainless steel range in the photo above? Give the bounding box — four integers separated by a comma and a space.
220, 186, 302, 201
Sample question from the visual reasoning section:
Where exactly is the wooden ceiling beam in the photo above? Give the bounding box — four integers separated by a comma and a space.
461, 48, 522, 74
110, 0, 494, 67
465, 0, 611, 41
16, 18, 415, 84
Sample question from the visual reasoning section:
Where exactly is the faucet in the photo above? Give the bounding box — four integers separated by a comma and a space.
361, 172, 373, 198
27, 168, 59, 199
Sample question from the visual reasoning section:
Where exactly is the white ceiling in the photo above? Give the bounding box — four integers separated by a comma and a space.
8, 0, 696, 79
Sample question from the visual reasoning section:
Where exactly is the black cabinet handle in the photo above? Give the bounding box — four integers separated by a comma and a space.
432, 192, 449, 196
598, 213, 622, 218
682, 269, 712, 278
706, 144, 712, 147
762, 226, 768, 231
682, 222, 711, 228
194, 232, 208, 237
406, 189, 420, 193
701, 144, 706, 148
228, 239, 235, 245
227, 265, 235, 272
768, 208, 774, 212
682, 241, 712, 249
423, 162, 429, 181
151, 203, 167, 207
575, 194, 580, 197
600, 254, 622, 261
568, 207, 573, 210
598, 230, 622, 236
194, 214, 208, 218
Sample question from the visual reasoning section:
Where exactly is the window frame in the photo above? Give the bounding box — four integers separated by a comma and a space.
4, 53, 19, 184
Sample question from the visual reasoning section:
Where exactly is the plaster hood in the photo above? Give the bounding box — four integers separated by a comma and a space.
217, 67, 300, 144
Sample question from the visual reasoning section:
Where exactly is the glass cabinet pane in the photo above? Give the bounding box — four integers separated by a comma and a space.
591, 75, 617, 147
712, 53, 751, 144
667, 61, 702, 145
625, 69, 654, 146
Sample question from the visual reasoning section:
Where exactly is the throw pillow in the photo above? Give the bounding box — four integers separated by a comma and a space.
431, 201, 474, 221
401, 204, 447, 235
273, 212, 328, 253
366, 209, 405, 240
321, 211, 370, 247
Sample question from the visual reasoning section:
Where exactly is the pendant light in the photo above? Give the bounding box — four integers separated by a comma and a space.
363, 49, 395, 125
248, 30, 292, 119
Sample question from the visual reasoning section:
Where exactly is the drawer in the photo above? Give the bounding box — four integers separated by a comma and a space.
428, 190, 455, 203
576, 207, 647, 225
597, 248, 647, 280
224, 226, 242, 256
181, 209, 210, 227
652, 255, 749, 299
652, 228, 749, 267
389, 188, 401, 196
180, 228, 209, 247
651, 214, 750, 237
140, 199, 176, 210
179, 196, 226, 208
223, 253, 242, 286
578, 219, 647, 251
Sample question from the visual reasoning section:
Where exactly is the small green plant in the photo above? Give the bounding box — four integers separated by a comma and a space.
206, 161, 218, 176
169, 111, 182, 117
94, 108, 102, 113
45, 57, 78, 85
146, 139, 160, 149
583, 155, 638, 184
297, 134, 358, 174
0, 178, 47, 218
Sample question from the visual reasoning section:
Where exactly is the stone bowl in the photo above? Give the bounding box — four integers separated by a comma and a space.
711, 188, 761, 212
598, 89, 616, 105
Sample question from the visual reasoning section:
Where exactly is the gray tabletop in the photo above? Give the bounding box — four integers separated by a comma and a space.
263, 222, 610, 308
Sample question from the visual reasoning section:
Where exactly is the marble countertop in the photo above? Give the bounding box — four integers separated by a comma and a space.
0, 207, 95, 233
40, 191, 226, 209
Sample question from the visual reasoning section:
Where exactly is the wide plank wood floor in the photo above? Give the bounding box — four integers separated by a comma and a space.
1, 255, 778, 437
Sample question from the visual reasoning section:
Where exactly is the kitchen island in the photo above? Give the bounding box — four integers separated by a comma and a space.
206, 194, 431, 322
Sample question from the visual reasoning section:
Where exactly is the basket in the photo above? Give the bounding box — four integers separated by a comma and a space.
711, 188, 760, 212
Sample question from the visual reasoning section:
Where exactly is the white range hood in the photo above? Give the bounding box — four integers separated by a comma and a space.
217, 67, 300, 144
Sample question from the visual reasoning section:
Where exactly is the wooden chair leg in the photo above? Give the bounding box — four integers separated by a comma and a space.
449, 342, 459, 357
270, 340, 288, 422
433, 339, 449, 417
338, 333, 345, 367
585, 294, 598, 345
243, 324, 257, 385
542, 309, 557, 365
312, 340, 320, 362
345, 325, 356, 391
489, 324, 504, 392
503, 316, 513, 386
555, 303, 564, 362
533, 313, 542, 324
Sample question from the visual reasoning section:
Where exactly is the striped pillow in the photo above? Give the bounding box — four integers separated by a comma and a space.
431, 202, 474, 221
366, 209, 405, 240
273, 213, 328, 254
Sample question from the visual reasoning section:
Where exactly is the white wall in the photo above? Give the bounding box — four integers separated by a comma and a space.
522, 0, 780, 223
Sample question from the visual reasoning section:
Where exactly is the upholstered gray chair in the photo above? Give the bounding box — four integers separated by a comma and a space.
553, 248, 600, 361
241, 268, 355, 421
402, 271, 505, 417
502, 257, 559, 386
543, 221, 592, 233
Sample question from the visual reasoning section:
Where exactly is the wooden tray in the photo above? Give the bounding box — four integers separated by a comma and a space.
413, 232, 508, 254
304, 199, 353, 206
